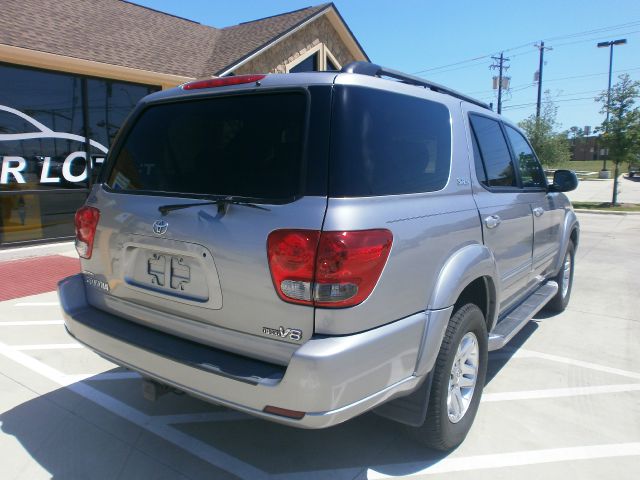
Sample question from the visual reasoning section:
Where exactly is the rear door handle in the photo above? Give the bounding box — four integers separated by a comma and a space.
533, 207, 544, 217
484, 215, 501, 229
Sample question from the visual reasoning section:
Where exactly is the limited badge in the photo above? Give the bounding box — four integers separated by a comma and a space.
83, 271, 110, 292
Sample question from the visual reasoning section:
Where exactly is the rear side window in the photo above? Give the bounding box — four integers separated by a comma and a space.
330, 86, 451, 196
470, 115, 517, 188
505, 125, 546, 189
107, 93, 307, 199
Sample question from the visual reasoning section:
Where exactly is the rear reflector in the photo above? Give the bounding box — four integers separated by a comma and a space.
74, 206, 100, 259
182, 74, 266, 90
267, 229, 393, 308
263, 405, 305, 420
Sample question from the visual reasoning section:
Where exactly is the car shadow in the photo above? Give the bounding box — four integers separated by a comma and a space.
624, 174, 640, 183
0, 316, 551, 479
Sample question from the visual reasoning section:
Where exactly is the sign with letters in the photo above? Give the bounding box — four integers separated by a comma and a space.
0, 104, 108, 186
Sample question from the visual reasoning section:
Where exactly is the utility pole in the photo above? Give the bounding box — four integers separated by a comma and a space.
490, 53, 510, 113
535, 41, 552, 118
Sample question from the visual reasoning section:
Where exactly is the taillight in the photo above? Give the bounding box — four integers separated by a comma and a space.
267, 230, 320, 305
314, 230, 393, 307
75, 206, 100, 259
182, 74, 266, 90
267, 229, 393, 308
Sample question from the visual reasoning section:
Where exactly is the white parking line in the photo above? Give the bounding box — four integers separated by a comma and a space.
14, 302, 60, 307
512, 348, 640, 380
367, 442, 640, 478
67, 371, 141, 382
0, 320, 64, 326
152, 411, 251, 425
12, 343, 82, 351
83, 371, 141, 381
0, 341, 267, 479
482, 383, 640, 402
0, 341, 69, 385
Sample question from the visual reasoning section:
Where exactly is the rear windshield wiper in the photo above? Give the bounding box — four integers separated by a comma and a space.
159, 196, 271, 215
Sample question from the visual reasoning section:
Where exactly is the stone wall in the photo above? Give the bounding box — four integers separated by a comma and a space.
234, 16, 356, 74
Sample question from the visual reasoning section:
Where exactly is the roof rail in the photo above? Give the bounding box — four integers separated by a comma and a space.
340, 61, 491, 111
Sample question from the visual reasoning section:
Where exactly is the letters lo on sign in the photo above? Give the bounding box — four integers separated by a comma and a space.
0, 104, 108, 186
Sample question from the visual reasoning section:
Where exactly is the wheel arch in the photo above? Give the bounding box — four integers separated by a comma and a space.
552, 210, 579, 276
415, 244, 499, 378
427, 243, 500, 329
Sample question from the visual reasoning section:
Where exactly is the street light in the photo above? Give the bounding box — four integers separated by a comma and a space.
597, 38, 627, 174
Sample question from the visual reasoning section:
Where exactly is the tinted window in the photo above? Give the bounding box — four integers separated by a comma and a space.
505, 125, 546, 188
0, 63, 157, 245
107, 93, 307, 199
470, 115, 516, 188
330, 86, 451, 196
471, 132, 487, 184
87, 79, 157, 148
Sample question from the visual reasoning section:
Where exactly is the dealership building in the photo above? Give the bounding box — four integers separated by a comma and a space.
0, 0, 367, 246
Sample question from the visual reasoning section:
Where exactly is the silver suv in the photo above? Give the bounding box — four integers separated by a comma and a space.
59, 62, 579, 450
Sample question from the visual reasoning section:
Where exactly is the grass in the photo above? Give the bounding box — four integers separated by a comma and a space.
571, 201, 640, 212
551, 160, 629, 173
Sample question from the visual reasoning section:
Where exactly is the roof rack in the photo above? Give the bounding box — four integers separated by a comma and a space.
340, 61, 491, 111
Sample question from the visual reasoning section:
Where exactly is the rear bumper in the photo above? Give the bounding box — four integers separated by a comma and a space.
59, 274, 446, 428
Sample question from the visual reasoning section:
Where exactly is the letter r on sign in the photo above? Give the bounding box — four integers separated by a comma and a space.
1, 156, 27, 184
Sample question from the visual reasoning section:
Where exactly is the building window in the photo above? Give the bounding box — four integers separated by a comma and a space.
285, 44, 342, 73
325, 48, 341, 71
0, 62, 158, 245
289, 52, 319, 73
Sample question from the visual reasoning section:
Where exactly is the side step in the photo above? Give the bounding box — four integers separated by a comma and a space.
488, 281, 558, 351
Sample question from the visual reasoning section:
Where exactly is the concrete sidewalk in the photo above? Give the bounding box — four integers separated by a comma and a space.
566, 175, 640, 204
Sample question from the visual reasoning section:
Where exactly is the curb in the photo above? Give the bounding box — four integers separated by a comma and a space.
0, 241, 76, 263
574, 209, 640, 216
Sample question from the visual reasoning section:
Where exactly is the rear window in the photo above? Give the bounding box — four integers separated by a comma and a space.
106, 93, 307, 199
330, 86, 451, 196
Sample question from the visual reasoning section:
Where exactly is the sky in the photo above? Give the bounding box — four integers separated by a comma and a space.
134, 0, 640, 132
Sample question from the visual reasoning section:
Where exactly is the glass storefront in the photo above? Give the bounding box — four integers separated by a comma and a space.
0, 63, 158, 246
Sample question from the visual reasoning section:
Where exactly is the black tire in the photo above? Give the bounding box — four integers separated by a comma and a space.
545, 240, 575, 313
410, 303, 488, 450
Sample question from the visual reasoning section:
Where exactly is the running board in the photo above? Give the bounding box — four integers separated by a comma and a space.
488, 281, 558, 351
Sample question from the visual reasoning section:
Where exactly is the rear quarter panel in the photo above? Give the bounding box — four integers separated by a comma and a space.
317, 90, 482, 335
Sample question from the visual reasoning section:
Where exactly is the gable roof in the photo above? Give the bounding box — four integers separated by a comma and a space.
206, 4, 330, 75
0, 0, 366, 79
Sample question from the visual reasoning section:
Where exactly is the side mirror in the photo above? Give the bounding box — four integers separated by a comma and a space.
549, 169, 578, 192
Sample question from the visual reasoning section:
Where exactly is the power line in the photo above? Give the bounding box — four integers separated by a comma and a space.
411, 19, 640, 75
550, 29, 640, 49
503, 96, 598, 110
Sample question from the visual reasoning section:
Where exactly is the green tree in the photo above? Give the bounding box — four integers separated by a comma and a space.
595, 74, 640, 205
518, 92, 571, 167
567, 126, 585, 141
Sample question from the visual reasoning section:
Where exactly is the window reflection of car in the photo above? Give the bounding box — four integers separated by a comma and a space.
0, 105, 108, 187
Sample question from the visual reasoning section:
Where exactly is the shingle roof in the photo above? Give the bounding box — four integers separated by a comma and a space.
0, 0, 335, 78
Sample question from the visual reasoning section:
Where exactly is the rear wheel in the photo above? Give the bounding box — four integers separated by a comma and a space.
411, 303, 487, 450
545, 240, 575, 313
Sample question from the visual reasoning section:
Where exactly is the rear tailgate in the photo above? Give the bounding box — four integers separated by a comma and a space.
81, 85, 331, 365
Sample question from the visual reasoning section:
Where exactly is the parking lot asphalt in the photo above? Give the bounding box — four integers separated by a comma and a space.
0, 212, 638, 479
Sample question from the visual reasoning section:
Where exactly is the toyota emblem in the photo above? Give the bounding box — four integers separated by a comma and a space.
152, 219, 169, 235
